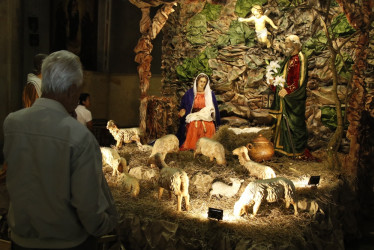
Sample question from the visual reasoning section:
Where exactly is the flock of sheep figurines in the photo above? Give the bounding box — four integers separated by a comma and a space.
101, 120, 299, 218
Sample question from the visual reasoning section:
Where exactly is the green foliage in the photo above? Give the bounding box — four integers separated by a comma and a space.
277, 0, 291, 7
235, 0, 268, 17
186, 14, 207, 45
330, 0, 339, 7
303, 30, 353, 79
335, 53, 353, 80
217, 35, 230, 47
302, 30, 328, 58
176, 48, 217, 81
186, 3, 223, 45
200, 3, 223, 21
302, 14, 354, 76
321, 106, 348, 130
216, 20, 256, 47
273, 0, 305, 7
204, 46, 219, 59
331, 14, 355, 37
229, 20, 256, 45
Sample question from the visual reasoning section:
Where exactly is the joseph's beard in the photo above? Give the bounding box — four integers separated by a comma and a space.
284, 47, 300, 56
284, 48, 294, 56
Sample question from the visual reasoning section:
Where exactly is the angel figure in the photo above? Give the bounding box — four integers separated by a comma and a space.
238, 5, 278, 48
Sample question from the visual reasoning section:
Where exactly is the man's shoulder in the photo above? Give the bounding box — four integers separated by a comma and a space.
64, 116, 96, 143
5, 107, 90, 139
4, 108, 30, 124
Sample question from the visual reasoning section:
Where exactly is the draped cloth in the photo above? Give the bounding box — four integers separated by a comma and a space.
185, 106, 214, 123
176, 73, 220, 149
269, 52, 308, 156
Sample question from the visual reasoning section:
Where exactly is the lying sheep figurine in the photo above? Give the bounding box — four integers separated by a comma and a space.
233, 177, 298, 217
100, 147, 128, 176
106, 120, 142, 149
209, 177, 244, 199
118, 172, 140, 198
194, 137, 226, 165
148, 134, 179, 166
153, 153, 190, 212
233, 146, 276, 179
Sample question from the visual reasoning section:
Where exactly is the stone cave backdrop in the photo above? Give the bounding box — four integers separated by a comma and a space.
156, 0, 366, 139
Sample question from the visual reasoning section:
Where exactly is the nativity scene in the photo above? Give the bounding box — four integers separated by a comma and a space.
0, 0, 373, 249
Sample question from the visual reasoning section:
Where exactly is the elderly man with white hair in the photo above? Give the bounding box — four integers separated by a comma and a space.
268, 35, 312, 159
3, 50, 118, 249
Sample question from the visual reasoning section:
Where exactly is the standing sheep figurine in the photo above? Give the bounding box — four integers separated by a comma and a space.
148, 134, 179, 167
106, 120, 142, 149
153, 153, 190, 212
233, 177, 298, 217
233, 146, 276, 179
209, 178, 244, 199
194, 137, 226, 165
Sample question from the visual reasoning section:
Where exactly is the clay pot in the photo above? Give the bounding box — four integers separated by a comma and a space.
246, 134, 274, 162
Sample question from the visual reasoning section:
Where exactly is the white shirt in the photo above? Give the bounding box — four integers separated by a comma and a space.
3, 98, 117, 248
75, 104, 92, 126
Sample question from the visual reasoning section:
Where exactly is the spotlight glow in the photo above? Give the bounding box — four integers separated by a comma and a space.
292, 176, 311, 188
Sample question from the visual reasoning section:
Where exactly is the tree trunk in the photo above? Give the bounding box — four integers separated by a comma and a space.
130, 1, 176, 139
344, 32, 369, 176
326, 52, 344, 170
319, 11, 344, 170
335, 0, 372, 178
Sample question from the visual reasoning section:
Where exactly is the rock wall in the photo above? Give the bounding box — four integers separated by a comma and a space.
159, 0, 372, 142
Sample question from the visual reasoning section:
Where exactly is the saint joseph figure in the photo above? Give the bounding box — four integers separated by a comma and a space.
269, 35, 308, 157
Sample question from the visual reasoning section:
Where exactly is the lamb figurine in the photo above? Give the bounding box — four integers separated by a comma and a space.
148, 134, 179, 167
106, 120, 142, 149
233, 177, 298, 217
118, 172, 140, 198
100, 147, 128, 176
232, 146, 276, 179
153, 153, 190, 212
194, 137, 226, 165
209, 178, 244, 199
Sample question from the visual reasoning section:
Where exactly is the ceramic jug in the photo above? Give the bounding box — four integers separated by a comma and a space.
246, 134, 274, 162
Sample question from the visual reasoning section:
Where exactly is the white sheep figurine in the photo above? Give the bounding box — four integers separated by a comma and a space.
100, 147, 128, 176
233, 177, 298, 217
232, 146, 276, 179
209, 177, 244, 199
118, 172, 140, 198
148, 134, 179, 166
194, 137, 226, 165
106, 120, 142, 149
153, 153, 190, 212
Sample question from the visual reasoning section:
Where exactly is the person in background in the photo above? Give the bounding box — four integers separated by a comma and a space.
22, 53, 48, 108
76, 93, 93, 131
3, 50, 118, 250
176, 73, 220, 150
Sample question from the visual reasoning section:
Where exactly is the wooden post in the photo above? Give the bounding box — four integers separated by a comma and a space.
129, 0, 177, 138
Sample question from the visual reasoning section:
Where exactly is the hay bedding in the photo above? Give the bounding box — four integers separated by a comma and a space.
103, 126, 340, 246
